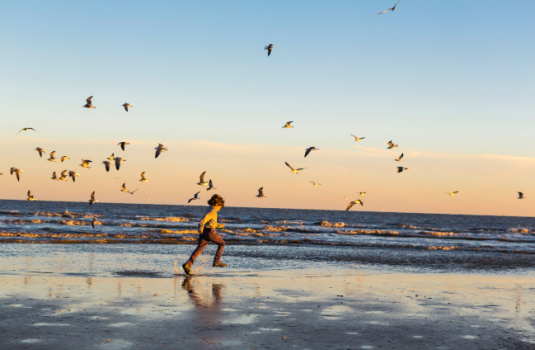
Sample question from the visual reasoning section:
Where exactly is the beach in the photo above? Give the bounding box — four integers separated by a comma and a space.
1, 244, 534, 350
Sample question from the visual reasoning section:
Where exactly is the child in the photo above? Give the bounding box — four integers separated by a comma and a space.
182, 194, 227, 275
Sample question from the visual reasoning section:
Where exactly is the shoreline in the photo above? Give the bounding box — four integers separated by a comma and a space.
1, 244, 534, 349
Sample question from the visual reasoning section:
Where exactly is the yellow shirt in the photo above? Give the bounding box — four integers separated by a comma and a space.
198, 207, 223, 231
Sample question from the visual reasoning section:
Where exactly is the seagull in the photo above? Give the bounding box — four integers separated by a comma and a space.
61, 156, 69, 162
518, 192, 524, 199
351, 135, 365, 142
197, 171, 208, 186
282, 121, 294, 128
265, 44, 274, 56
121, 183, 138, 195
89, 191, 98, 205
48, 151, 57, 162
114, 157, 126, 170
139, 172, 148, 182
257, 187, 267, 198
80, 159, 92, 168
285, 162, 305, 174
377, 0, 401, 15
68, 171, 79, 182
107, 153, 115, 161
448, 191, 459, 196
27, 190, 36, 201
155, 143, 167, 158
51, 171, 58, 181
207, 179, 216, 191
35, 147, 46, 157
83, 96, 95, 108
395, 153, 404, 161
91, 217, 96, 228
122, 103, 132, 112
10, 167, 22, 182
102, 161, 111, 172
304, 147, 319, 158
17, 127, 36, 134
311, 181, 321, 187
387, 140, 398, 149
346, 199, 364, 211
188, 191, 200, 203
118, 142, 130, 151
359, 192, 366, 196
59, 170, 68, 181
397, 167, 408, 173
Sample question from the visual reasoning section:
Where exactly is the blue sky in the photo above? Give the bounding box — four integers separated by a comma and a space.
1, 1, 534, 215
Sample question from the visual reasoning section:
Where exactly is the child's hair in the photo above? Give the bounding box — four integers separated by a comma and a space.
208, 194, 225, 208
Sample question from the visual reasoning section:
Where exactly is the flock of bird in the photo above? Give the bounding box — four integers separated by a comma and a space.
6, 0, 527, 214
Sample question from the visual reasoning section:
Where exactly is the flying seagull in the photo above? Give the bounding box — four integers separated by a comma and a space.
83, 96, 95, 108
351, 135, 365, 142
265, 44, 274, 56
27, 190, 36, 201
397, 167, 408, 173
121, 183, 138, 195
118, 142, 130, 151
311, 181, 321, 187
10, 167, 22, 182
395, 153, 404, 162
89, 191, 98, 205
346, 199, 364, 211
304, 147, 319, 158
197, 171, 208, 186
139, 172, 148, 182
155, 143, 167, 158
282, 121, 294, 129
114, 157, 126, 170
107, 153, 115, 161
285, 162, 305, 174
51, 171, 58, 181
102, 161, 111, 172
68, 171, 79, 182
257, 187, 267, 198
387, 140, 398, 149
448, 191, 459, 196
61, 156, 69, 162
80, 159, 92, 168
188, 191, 200, 203
377, 0, 401, 15
59, 170, 68, 181
207, 179, 216, 191
17, 127, 36, 134
48, 151, 57, 162
35, 147, 46, 157
122, 103, 132, 112
359, 192, 366, 196
518, 192, 524, 199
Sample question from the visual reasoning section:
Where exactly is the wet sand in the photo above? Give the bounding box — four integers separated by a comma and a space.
1, 244, 534, 349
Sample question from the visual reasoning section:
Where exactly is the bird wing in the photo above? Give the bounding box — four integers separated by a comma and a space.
123, 104, 128, 112
155, 147, 162, 158
200, 171, 206, 182
304, 148, 312, 158
258, 187, 264, 196
103, 161, 110, 172
141, 172, 146, 180
86, 96, 93, 105
346, 202, 355, 211
377, 9, 389, 14
91, 191, 95, 200
122, 183, 126, 191
285, 162, 295, 171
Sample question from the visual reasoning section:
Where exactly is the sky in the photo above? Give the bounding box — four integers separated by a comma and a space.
1, 1, 534, 216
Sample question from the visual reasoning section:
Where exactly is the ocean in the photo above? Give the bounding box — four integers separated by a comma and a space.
0, 199, 534, 256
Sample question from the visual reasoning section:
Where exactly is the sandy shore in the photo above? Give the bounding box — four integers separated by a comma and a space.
0, 244, 534, 349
